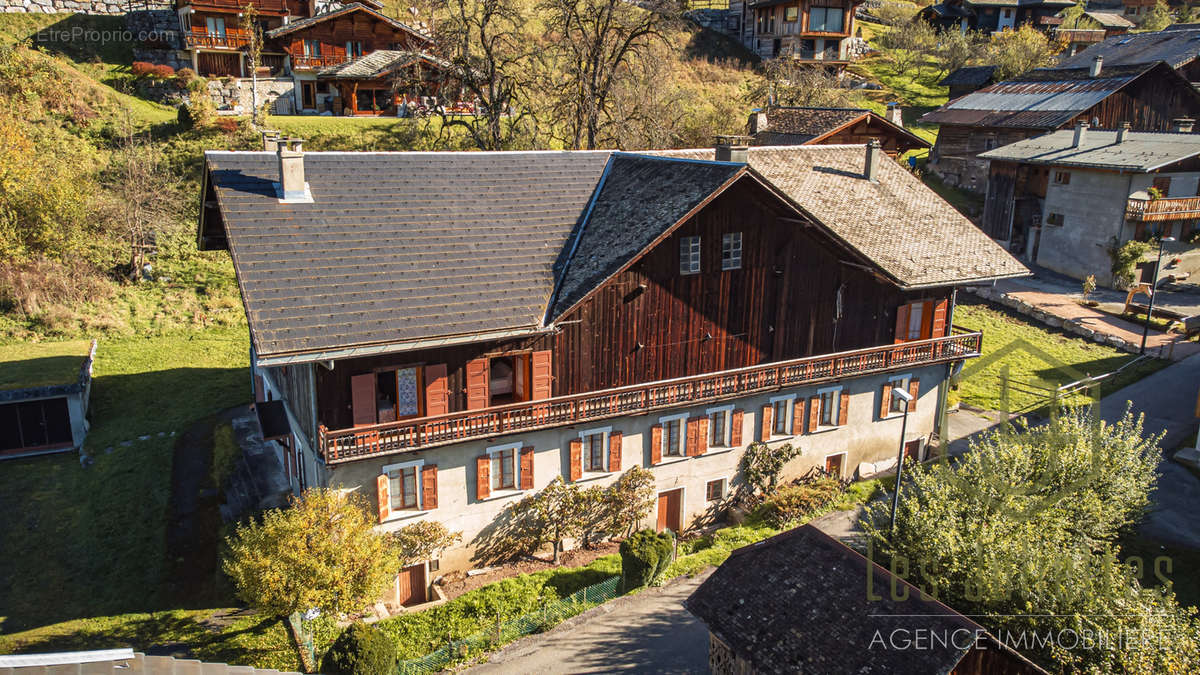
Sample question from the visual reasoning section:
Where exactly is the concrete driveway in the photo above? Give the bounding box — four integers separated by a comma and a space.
466, 573, 712, 674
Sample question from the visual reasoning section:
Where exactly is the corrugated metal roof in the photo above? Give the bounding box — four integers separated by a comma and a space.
1057, 27, 1200, 70
979, 128, 1200, 170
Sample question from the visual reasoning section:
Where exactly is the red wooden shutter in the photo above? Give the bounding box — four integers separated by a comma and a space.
376, 474, 391, 523
520, 445, 535, 490
569, 438, 583, 481
650, 424, 663, 465
421, 464, 438, 510
894, 303, 910, 344
791, 398, 804, 435
696, 417, 709, 455
880, 382, 893, 419
808, 395, 820, 431
466, 358, 489, 410
531, 350, 553, 400
920, 301, 935, 339
730, 409, 744, 446
908, 378, 920, 409
609, 432, 622, 472
352, 373, 376, 427
760, 404, 773, 441
931, 299, 949, 338
476, 455, 490, 500
838, 391, 849, 426
686, 417, 700, 456
424, 364, 449, 416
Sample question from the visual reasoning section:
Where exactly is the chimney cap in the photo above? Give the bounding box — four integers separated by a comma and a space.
715, 134, 753, 146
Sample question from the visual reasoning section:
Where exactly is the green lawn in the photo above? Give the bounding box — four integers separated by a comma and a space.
0, 327, 249, 634
0, 339, 92, 389
952, 298, 1170, 413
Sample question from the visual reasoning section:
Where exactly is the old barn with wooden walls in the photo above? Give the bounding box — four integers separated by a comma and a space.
197, 141, 1026, 609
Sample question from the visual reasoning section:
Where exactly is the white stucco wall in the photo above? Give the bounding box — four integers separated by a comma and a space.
1037, 168, 1131, 284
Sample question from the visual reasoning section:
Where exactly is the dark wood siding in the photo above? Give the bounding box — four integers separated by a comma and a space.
982, 161, 1017, 239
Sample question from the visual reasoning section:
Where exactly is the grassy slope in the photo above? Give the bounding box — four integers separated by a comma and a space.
0, 339, 92, 389
951, 298, 1169, 413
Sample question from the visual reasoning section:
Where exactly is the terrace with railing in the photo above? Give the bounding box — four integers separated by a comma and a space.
1126, 196, 1200, 222
291, 54, 350, 70
185, 32, 249, 49
318, 330, 983, 463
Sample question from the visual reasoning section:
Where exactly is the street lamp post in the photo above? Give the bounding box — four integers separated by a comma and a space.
888, 387, 914, 536
1140, 236, 1176, 355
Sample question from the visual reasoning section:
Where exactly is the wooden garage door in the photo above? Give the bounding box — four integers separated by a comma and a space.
395, 563, 427, 607
656, 488, 682, 533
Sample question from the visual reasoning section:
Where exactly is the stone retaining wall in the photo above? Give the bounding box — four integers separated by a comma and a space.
964, 285, 1139, 354
0, 0, 169, 15
208, 76, 295, 115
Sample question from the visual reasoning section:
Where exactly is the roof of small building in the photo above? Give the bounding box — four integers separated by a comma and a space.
939, 65, 998, 87
979, 128, 1200, 170
202, 147, 1027, 361
265, 3, 430, 44
1081, 10, 1136, 28
1057, 26, 1200, 71
685, 525, 1048, 674
0, 339, 93, 391
749, 107, 930, 150
317, 49, 450, 79
921, 63, 1176, 129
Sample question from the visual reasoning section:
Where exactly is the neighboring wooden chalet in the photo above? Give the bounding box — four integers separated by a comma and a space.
196, 141, 1025, 608
0, 340, 96, 459
979, 124, 1200, 285
736, 0, 865, 65
921, 61, 1200, 192
747, 105, 930, 156
918, 0, 1073, 34
1057, 24, 1200, 84
1056, 10, 1135, 58
940, 65, 998, 101
685, 524, 1049, 675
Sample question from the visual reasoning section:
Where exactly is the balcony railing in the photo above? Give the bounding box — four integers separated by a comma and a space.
1126, 196, 1200, 222
318, 331, 983, 464
184, 0, 288, 13
185, 32, 248, 49
291, 54, 350, 70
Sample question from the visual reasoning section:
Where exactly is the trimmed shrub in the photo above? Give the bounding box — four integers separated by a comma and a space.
755, 477, 843, 528
651, 531, 675, 580
320, 622, 398, 675
131, 61, 156, 77
619, 529, 675, 591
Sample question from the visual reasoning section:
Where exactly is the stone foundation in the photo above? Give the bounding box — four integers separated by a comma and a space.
0, 0, 169, 15
207, 76, 296, 115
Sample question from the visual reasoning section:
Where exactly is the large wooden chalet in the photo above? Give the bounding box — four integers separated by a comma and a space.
733, 0, 864, 66
197, 141, 1026, 609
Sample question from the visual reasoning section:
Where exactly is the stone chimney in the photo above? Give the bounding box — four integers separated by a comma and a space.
748, 110, 768, 135
715, 135, 751, 163
277, 138, 308, 202
1117, 121, 1131, 143
1172, 118, 1195, 133
865, 138, 882, 183
886, 102, 903, 127
1072, 121, 1088, 148
1090, 55, 1103, 77
261, 129, 281, 151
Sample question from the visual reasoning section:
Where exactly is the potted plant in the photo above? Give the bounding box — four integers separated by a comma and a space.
1081, 274, 1098, 307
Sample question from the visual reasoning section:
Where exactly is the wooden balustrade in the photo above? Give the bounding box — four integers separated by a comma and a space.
1126, 196, 1200, 222
291, 54, 350, 70
186, 32, 249, 49
318, 331, 983, 463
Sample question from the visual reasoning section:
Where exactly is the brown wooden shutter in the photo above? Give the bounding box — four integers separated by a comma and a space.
760, 404, 773, 441
696, 416, 709, 455
920, 301, 935, 339
376, 474, 391, 523
476, 455, 490, 500
352, 373, 376, 426
466, 358, 489, 410
609, 432, 622, 472
808, 395, 820, 431
931, 299, 949, 338
531, 350, 553, 400
791, 398, 804, 435
730, 409, 744, 446
880, 382, 893, 419
421, 464, 438, 510
838, 391, 849, 426
894, 303, 910, 344
569, 438, 583, 481
424, 364, 449, 416
908, 378, 920, 409
650, 424, 663, 465
686, 417, 699, 456
520, 445, 535, 490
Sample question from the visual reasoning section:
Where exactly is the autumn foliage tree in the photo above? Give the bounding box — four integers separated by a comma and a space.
988, 24, 1063, 80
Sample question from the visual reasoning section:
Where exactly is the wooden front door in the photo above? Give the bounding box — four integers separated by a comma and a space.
825, 453, 845, 480
656, 488, 683, 533
395, 563, 427, 607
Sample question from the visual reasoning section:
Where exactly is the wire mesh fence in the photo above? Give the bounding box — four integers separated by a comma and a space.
395, 575, 622, 675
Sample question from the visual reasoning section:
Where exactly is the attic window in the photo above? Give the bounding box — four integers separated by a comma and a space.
1053, 171, 1071, 185
721, 232, 743, 271
680, 236, 701, 275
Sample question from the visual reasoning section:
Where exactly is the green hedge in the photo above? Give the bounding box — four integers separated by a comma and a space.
321, 623, 397, 675
619, 530, 674, 591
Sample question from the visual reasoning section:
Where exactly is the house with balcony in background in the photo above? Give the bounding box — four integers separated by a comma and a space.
1055, 10, 1135, 58
918, 0, 1074, 34
732, 0, 864, 66
1056, 24, 1200, 84
195, 139, 1026, 611
978, 123, 1200, 285
921, 60, 1200, 193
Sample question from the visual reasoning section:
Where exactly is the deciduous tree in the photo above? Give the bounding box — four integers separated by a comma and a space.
602, 466, 656, 537
1140, 0, 1174, 31
988, 24, 1062, 80
392, 520, 462, 566
739, 441, 802, 497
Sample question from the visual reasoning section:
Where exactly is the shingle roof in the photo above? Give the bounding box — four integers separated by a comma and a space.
921, 63, 1164, 129
755, 107, 869, 142
317, 50, 449, 80
203, 151, 611, 359
1057, 26, 1200, 71
685, 525, 1048, 675
1082, 10, 1135, 28
939, 65, 998, 87
654, 146, 1029, 288
979, 128, 1200, 170
265, 3, 430, 45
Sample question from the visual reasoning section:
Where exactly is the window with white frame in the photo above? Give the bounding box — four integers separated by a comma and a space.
580, 427, 610, 473
906, 301, 924, 341
721, 233, 742, 271
707, 405, 734, 447
706, 478, 727, 502
384, 459, 424, 512
770, 394, 795, 436
888, 375, 912, 414
680, 236, 701, 275
488, 443, 519, 491
660, 413, 688, 457
818, 387, 842, 427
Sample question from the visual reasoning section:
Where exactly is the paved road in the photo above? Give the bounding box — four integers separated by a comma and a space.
467, 573, 712, 674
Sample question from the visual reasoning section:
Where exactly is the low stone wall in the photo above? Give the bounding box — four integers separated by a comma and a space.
0, 0, 169, 15
965, 285, 1139, 354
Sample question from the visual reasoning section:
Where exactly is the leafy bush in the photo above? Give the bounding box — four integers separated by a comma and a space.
755, 477, 844, 528
320, 623, 398, 675
1108, 238, 1151, 289
130, 61, 156, 78
619, 529, 673, 591
739, 441, 802, 497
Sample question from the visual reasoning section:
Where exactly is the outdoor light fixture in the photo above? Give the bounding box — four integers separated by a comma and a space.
1140, 236, 1176, 355
888, 387, 914, 536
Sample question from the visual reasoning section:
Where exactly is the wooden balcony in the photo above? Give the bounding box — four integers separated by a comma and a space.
185, 32, 248, 49
291, 54, 350, 70
1126, 196, 1200, 222
182, 0, 288, 14
318, 331, 983, 464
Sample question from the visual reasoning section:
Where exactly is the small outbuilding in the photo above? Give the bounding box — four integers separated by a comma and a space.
685, 524, 1048, 675
0, 339, 96, 458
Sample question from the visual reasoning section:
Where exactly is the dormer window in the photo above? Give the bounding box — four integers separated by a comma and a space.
680, 236, 701, 275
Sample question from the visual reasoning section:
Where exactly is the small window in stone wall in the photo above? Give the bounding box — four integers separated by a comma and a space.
1046, 213, 1064, 226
